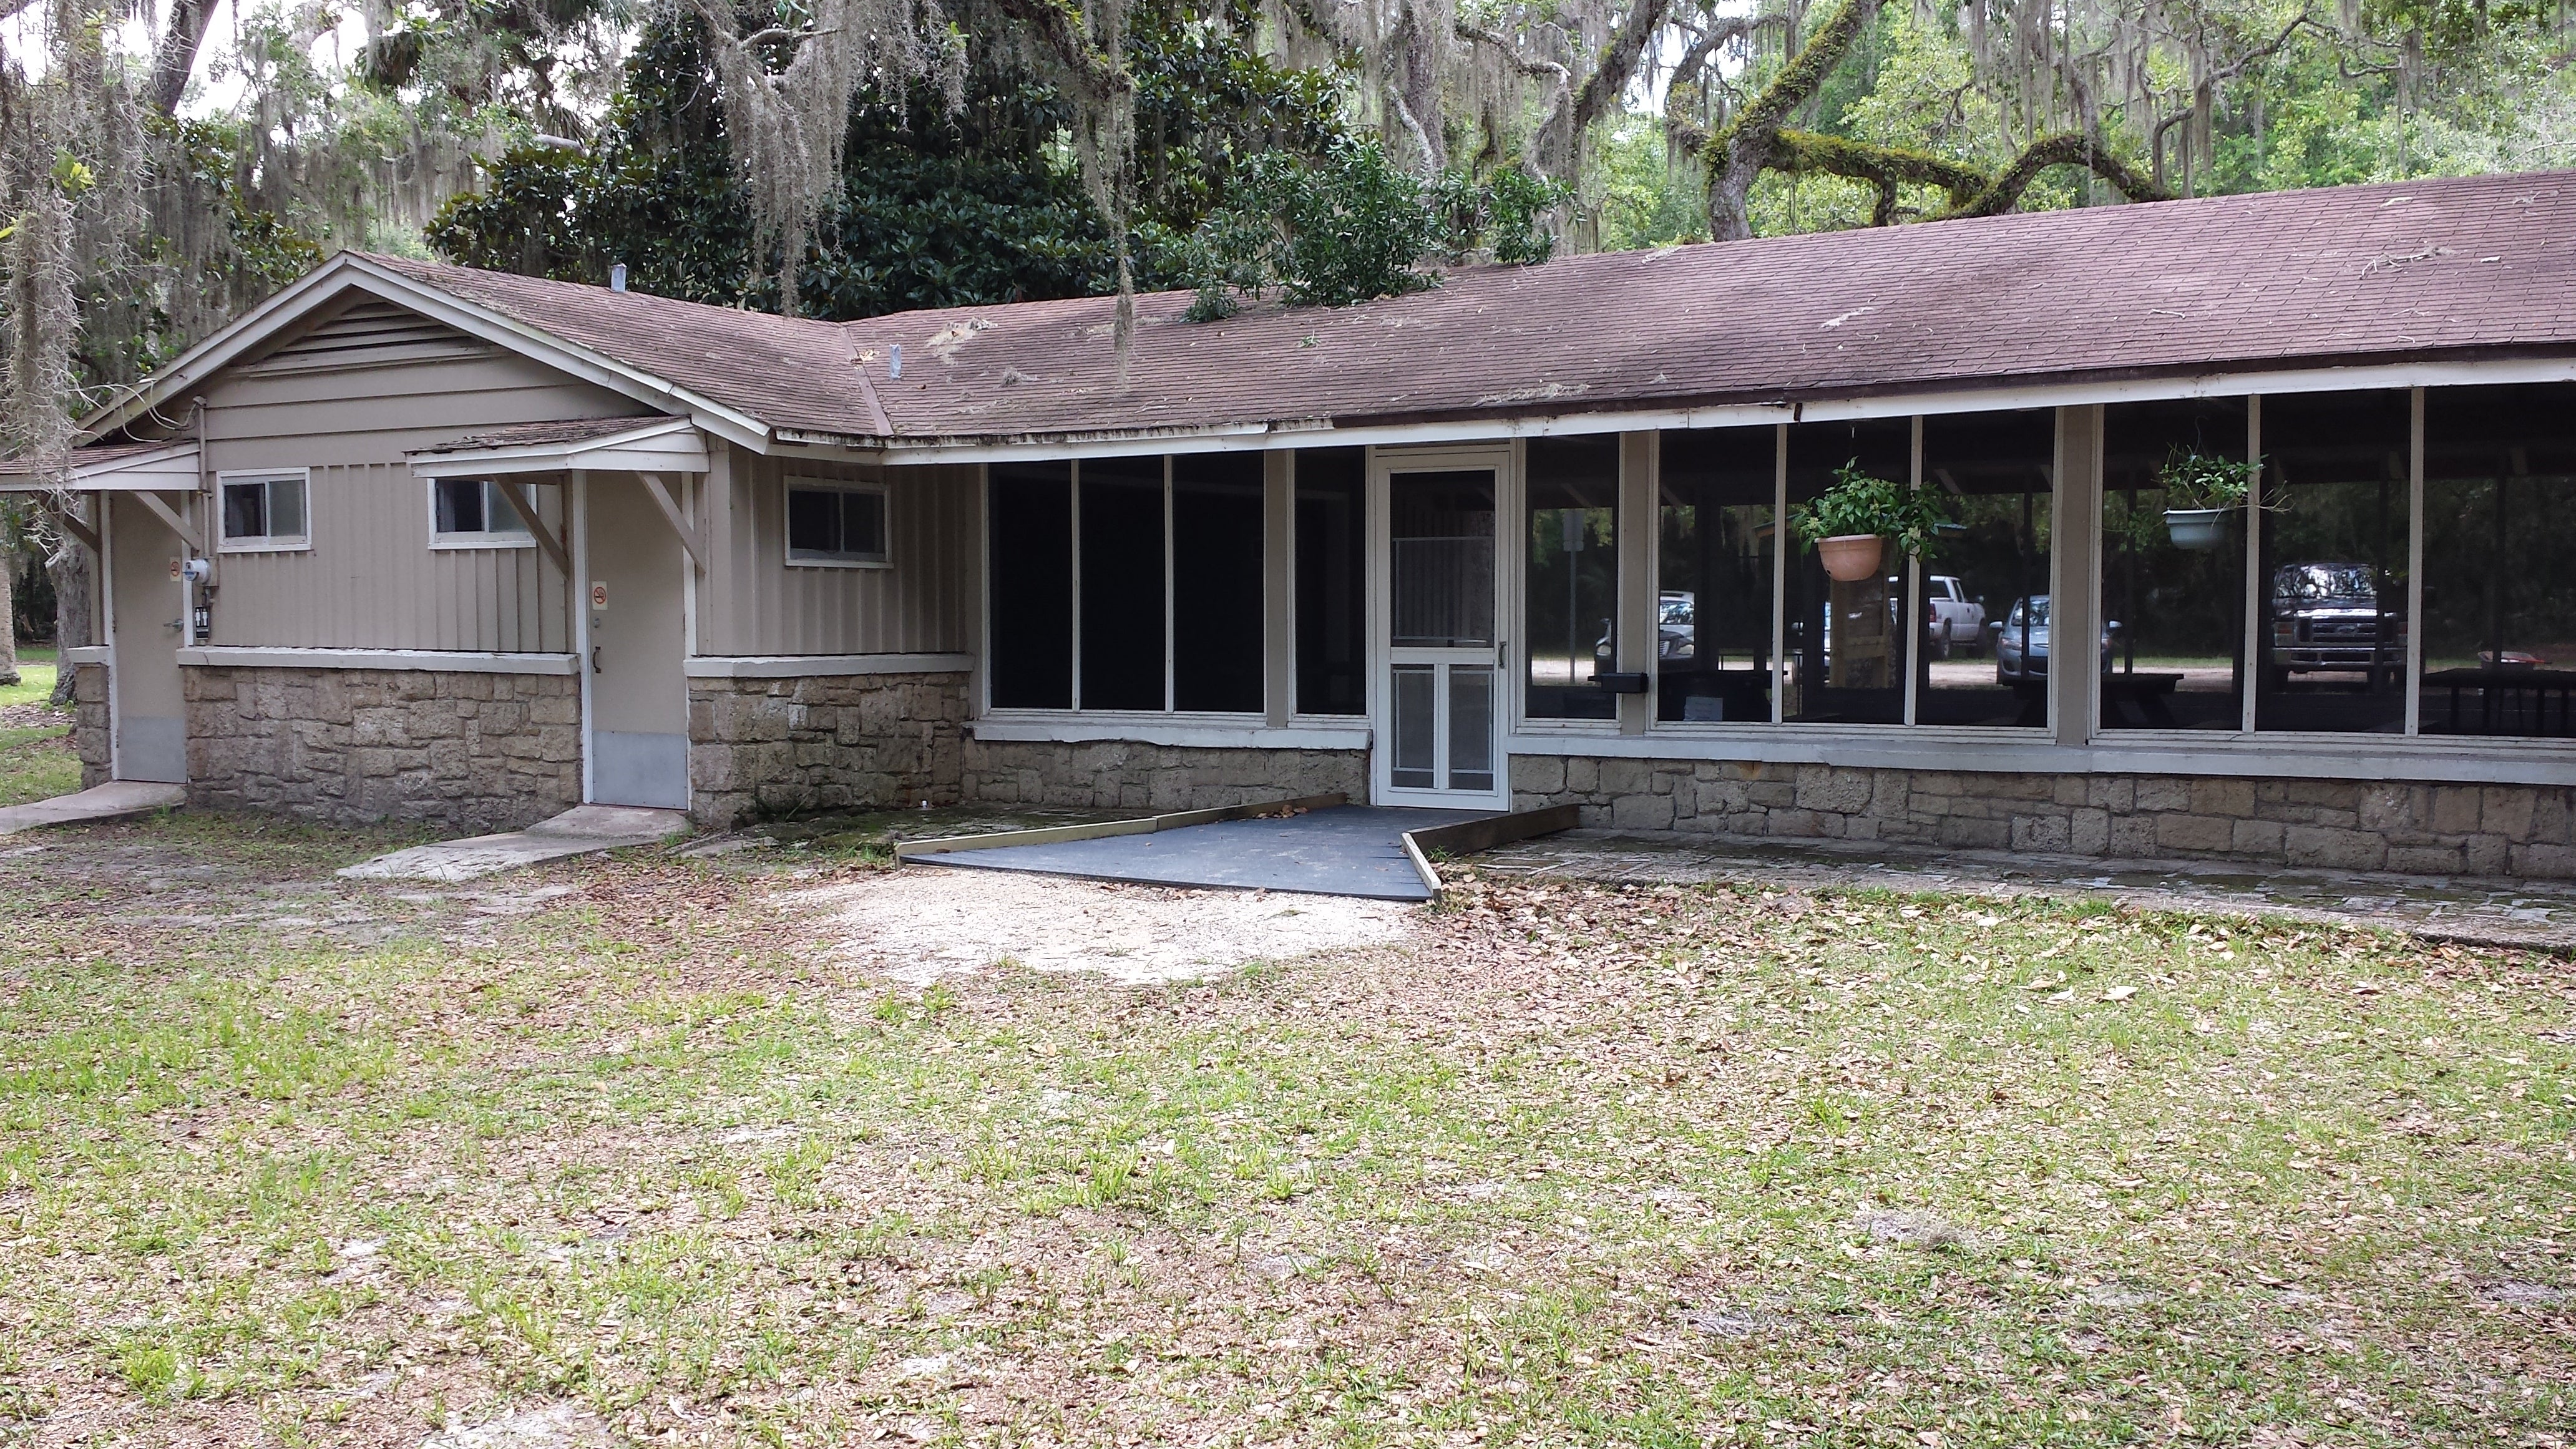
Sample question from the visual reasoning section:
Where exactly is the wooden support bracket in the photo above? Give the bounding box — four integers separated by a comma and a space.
637, 471, 704, 571
130, 489, 204, 553
492, 479, 572, 576
35, 494, 100, 554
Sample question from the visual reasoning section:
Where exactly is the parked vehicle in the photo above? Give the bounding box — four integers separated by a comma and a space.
1598, 592, 1706, 668
2268, 562, 2404, 678
1924, 575, 1986, 658
1992, 596, 2120, 681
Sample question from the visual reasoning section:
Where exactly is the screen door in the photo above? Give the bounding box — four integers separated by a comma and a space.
1376, 464, 1507, 808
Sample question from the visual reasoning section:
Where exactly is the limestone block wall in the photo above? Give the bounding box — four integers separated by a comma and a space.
1513, 754, 2576, 879
688, 671, 968, 829
962, 738, 1368, 812
73, 662, 110, 788
183, 665, 580, 831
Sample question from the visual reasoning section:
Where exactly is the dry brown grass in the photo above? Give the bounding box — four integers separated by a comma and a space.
1, 813, 2570, 1447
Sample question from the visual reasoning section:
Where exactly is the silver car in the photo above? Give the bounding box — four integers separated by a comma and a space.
1992, 595, 2118, 681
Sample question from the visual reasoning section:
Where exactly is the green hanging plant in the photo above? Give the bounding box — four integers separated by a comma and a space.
2155, 447, 2258, 509
1788, 459, 1951, 559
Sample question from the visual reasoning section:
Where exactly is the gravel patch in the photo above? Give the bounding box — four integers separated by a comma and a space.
794, 866, 1417, 983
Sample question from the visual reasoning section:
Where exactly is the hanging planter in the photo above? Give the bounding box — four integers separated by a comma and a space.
2163, 505, 2233, 551
1790, 461, 1946, 581
2156, 448, 2258, 551
1817, 533, 1885, 582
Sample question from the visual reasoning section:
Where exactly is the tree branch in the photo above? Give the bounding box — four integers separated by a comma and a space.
148, 0, 218, 116
1570, 0, 1673, 135
1941, 132, 2170, 217
1696, 0, 1885, 240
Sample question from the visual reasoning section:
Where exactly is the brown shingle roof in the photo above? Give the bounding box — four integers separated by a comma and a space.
364, 254, 884, 437
410, 415, 670, 454
379, 170, 2576, 448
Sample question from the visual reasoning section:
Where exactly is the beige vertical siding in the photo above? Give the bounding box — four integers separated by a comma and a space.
700, 446, 977, 656
195, 300, 651, 651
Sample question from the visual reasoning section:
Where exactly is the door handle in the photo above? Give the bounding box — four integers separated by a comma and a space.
590, 646, 602, 675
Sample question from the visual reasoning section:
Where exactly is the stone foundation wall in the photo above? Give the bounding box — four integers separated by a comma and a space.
1513, 754, 2576, 879
183, 666, 580, 831
688, 671, 969, 829
962, 738, 1368, 812
72, 661, 110, 788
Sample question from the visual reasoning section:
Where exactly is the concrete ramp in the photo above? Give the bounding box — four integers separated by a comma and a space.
902, 801, 1579, 901
338, 804, 690, 883
0, 781, 185, 835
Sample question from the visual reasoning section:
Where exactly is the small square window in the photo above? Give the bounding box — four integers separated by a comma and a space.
218, 473, 309, 551
431, 479, 532, 546
785, 483, 888, 566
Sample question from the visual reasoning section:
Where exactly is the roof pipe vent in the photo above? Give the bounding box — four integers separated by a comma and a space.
890, 344, 902, 379
609, 263, 628, 293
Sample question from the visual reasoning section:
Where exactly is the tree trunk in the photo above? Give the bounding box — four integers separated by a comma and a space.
0, 543, 17, 688
1703, 0, 1883, 241
46, 540, 90, 708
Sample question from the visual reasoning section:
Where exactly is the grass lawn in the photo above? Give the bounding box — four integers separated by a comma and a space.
1, 817, 2570, 1446
0, 646, 77, 807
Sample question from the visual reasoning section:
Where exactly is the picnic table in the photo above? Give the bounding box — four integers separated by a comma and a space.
2422, 666, 2576, 736
2005, 671, 2184, 727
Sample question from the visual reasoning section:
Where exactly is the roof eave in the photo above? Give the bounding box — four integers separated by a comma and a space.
76, 254, 779, 456
855, 343, 2576, 463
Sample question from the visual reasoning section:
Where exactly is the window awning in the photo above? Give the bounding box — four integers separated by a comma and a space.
0, 439, 199, 492
407, 416, 709, 477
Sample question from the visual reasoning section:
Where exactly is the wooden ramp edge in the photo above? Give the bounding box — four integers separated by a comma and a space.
894, 793, 1350, 861
1400, 803, 1581, 900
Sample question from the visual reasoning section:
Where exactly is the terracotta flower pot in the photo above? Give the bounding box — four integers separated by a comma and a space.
1818, 533, 1884, 583
2164, 506, 2232, 551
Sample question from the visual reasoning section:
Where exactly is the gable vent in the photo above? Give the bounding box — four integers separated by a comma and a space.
244, 300, 490, 375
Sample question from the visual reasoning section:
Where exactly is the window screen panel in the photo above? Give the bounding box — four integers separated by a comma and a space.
268, 478, 305, 539
1525, 435, 1620, 720
988, 462, 1074, 708
1172, 452, 1265, 713
2422, 382, 2576, 738
223, 481, 268, 540
2255, 391, 2409, 734
842, 489, 886, 560
1079, 456, 1168, 710
2099, 398, 2250, 729
1294, 448, 1366, 716
436, 478, 487, 534
1783, 418, 1910, 724
1918, 409, 2054, 728
1657, 427, 1776, 724
787, 487, 842, 557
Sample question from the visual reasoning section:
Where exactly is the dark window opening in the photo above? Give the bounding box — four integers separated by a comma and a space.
1079, 456, 1168, 710
1525, 436, 1621, 721
1657, 426, 1776, 724
787, 485, 887, 563
2100, 398, 2251, 729
1173, 452, 1266, 713
221, 475, 305, 544
2255, 391, 2409, 734
1294, 448, 1366, 716
988, 462, 1073, 708
2422, 382, 2576, 737
1918, 409, 2054, 728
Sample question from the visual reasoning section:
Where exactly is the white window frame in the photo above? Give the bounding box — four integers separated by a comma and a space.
427, 477, 535, 551
783, 478, 891, 569
215, 469, 311, 554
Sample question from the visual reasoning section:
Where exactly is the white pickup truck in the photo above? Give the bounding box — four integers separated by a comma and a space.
1925, 575, 1986, 658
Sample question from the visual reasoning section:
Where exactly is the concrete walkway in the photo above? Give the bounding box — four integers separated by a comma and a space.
915, 806, 1490, 900
339, 805, 691, 883
1473, 827, 2576, 951
0, 781, 184, 835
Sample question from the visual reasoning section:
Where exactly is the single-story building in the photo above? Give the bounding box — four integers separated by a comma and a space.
17, 167, 2576, 876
